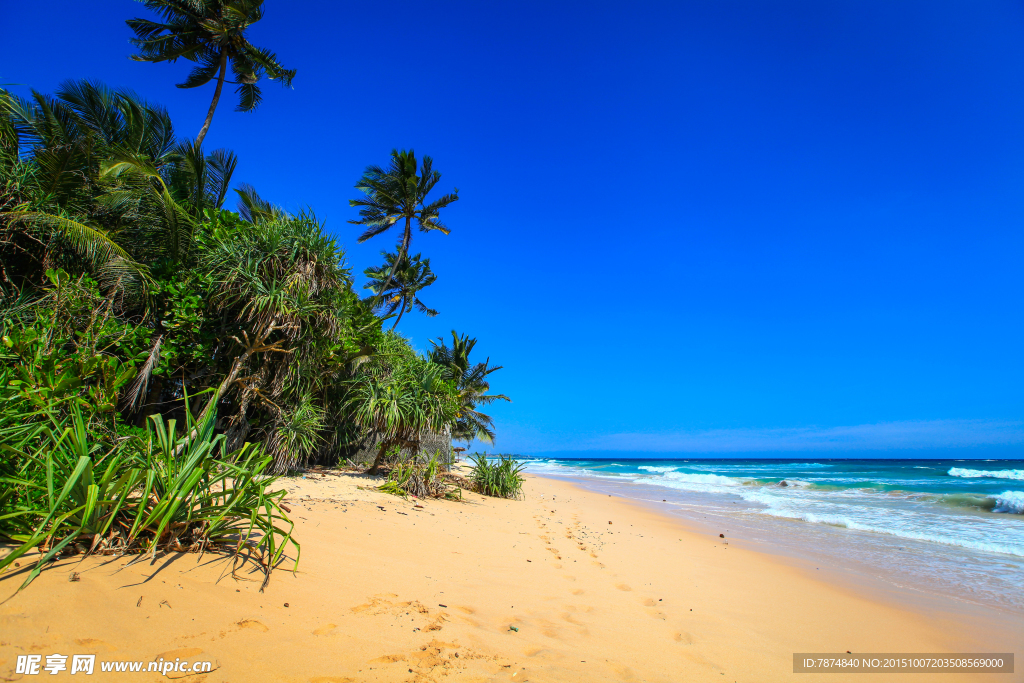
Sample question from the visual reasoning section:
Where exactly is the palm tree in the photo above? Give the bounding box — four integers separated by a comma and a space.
428, 331, 510, 445
349, 149, 458, 305
127, 0, 296, 146
1, 81, 241, 296
363, 251, 438, 330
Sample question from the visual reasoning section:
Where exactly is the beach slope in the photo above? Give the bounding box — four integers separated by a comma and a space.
0, 472, 1015, 682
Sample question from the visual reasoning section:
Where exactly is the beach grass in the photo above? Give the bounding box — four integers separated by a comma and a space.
468, 453, 525, 499
0, 392, 297, 591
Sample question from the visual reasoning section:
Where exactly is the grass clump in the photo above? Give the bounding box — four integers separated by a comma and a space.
378, 449, 461, 500
468, 454, 525, 499
0, 389, 298, 592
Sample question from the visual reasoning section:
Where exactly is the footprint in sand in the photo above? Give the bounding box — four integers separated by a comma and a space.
615, 583, 632, 591
674, 631, 695, 645
237, 619, 269, 632
610, 662, 639, 681
571, 589, 585, 596
455, 606, 475, 615
155, 648, 203, 660
369, 654, 406, 663
642, 599, 656, 607
74, 638, 116, 652
312, 624, 337, 636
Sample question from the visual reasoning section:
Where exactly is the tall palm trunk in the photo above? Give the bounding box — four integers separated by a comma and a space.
195, 51, 228, 147
372, 217, 412, 307
391, 300, 407, 330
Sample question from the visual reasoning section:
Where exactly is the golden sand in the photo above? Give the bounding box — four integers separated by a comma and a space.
0, 470, 1018, 682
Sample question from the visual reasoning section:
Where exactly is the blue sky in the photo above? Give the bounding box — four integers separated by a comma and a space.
3, 1, 1023, 456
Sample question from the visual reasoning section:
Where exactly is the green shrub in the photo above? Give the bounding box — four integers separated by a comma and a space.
468, 453, 525, 499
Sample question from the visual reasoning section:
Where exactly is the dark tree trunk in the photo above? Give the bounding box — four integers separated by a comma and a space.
195, 51, 228, 147
367, 439, 392, 475
390, 302, 407, 330
134, 375, 164, 427
371, 217, 412, 309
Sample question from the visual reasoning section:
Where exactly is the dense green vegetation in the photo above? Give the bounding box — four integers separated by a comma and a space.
0, 1, 517, 587
467, 453, 526, 500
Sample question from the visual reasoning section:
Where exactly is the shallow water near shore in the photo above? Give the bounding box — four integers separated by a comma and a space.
524, 457, 1024, 616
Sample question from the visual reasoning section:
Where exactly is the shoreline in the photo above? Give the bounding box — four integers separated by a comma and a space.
537, 471, 1023, 647
524, 458, 1024, 618
1, 470, 1019, 682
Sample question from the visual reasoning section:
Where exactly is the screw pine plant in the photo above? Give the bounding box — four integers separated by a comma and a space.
468, 453, 525, 499
0, 390, 298, 592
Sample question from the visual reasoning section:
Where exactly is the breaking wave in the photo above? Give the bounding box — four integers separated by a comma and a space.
948, 468, 1024, 481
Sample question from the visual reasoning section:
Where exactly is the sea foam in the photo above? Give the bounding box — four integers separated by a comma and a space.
993, 491, 1024, 514
948, 467, 1024, 480
660, 471, 743, 486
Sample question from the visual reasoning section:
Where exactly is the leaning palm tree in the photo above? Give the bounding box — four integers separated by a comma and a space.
127, 0, 296, 146
349, 150, 458, 305
428, 331, 510, 445
363, 251, 438, 330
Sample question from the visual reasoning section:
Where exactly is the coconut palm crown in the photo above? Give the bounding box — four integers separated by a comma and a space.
429, 331, 510, 444
363, 251, 439, 330
127, 0, 296, 146
349, 149, 458, 305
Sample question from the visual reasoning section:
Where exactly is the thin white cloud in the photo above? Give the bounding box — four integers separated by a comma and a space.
504, 419, 1024, 453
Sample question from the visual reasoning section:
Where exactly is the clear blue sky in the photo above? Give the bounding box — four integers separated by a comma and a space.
4, 1, 1023, 456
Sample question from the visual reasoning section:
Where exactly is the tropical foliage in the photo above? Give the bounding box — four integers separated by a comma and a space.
0, 78, 508, 471
0, 291, 296, 590
0, 1, 513, 588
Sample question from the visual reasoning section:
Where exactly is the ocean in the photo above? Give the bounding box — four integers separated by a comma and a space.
523, 457, 1024, 614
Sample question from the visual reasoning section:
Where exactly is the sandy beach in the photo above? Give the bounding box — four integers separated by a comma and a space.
0, 470, 1018, 682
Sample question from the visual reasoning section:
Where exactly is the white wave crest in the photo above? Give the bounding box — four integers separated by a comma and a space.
638, 465, 679, 473
756, 507, 1024, 556
660, 471, 743, 486
948, 467, 1024, 480
993, 491, 1024, 514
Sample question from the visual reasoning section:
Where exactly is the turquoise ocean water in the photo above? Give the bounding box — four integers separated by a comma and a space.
523, 457, 1024, 613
